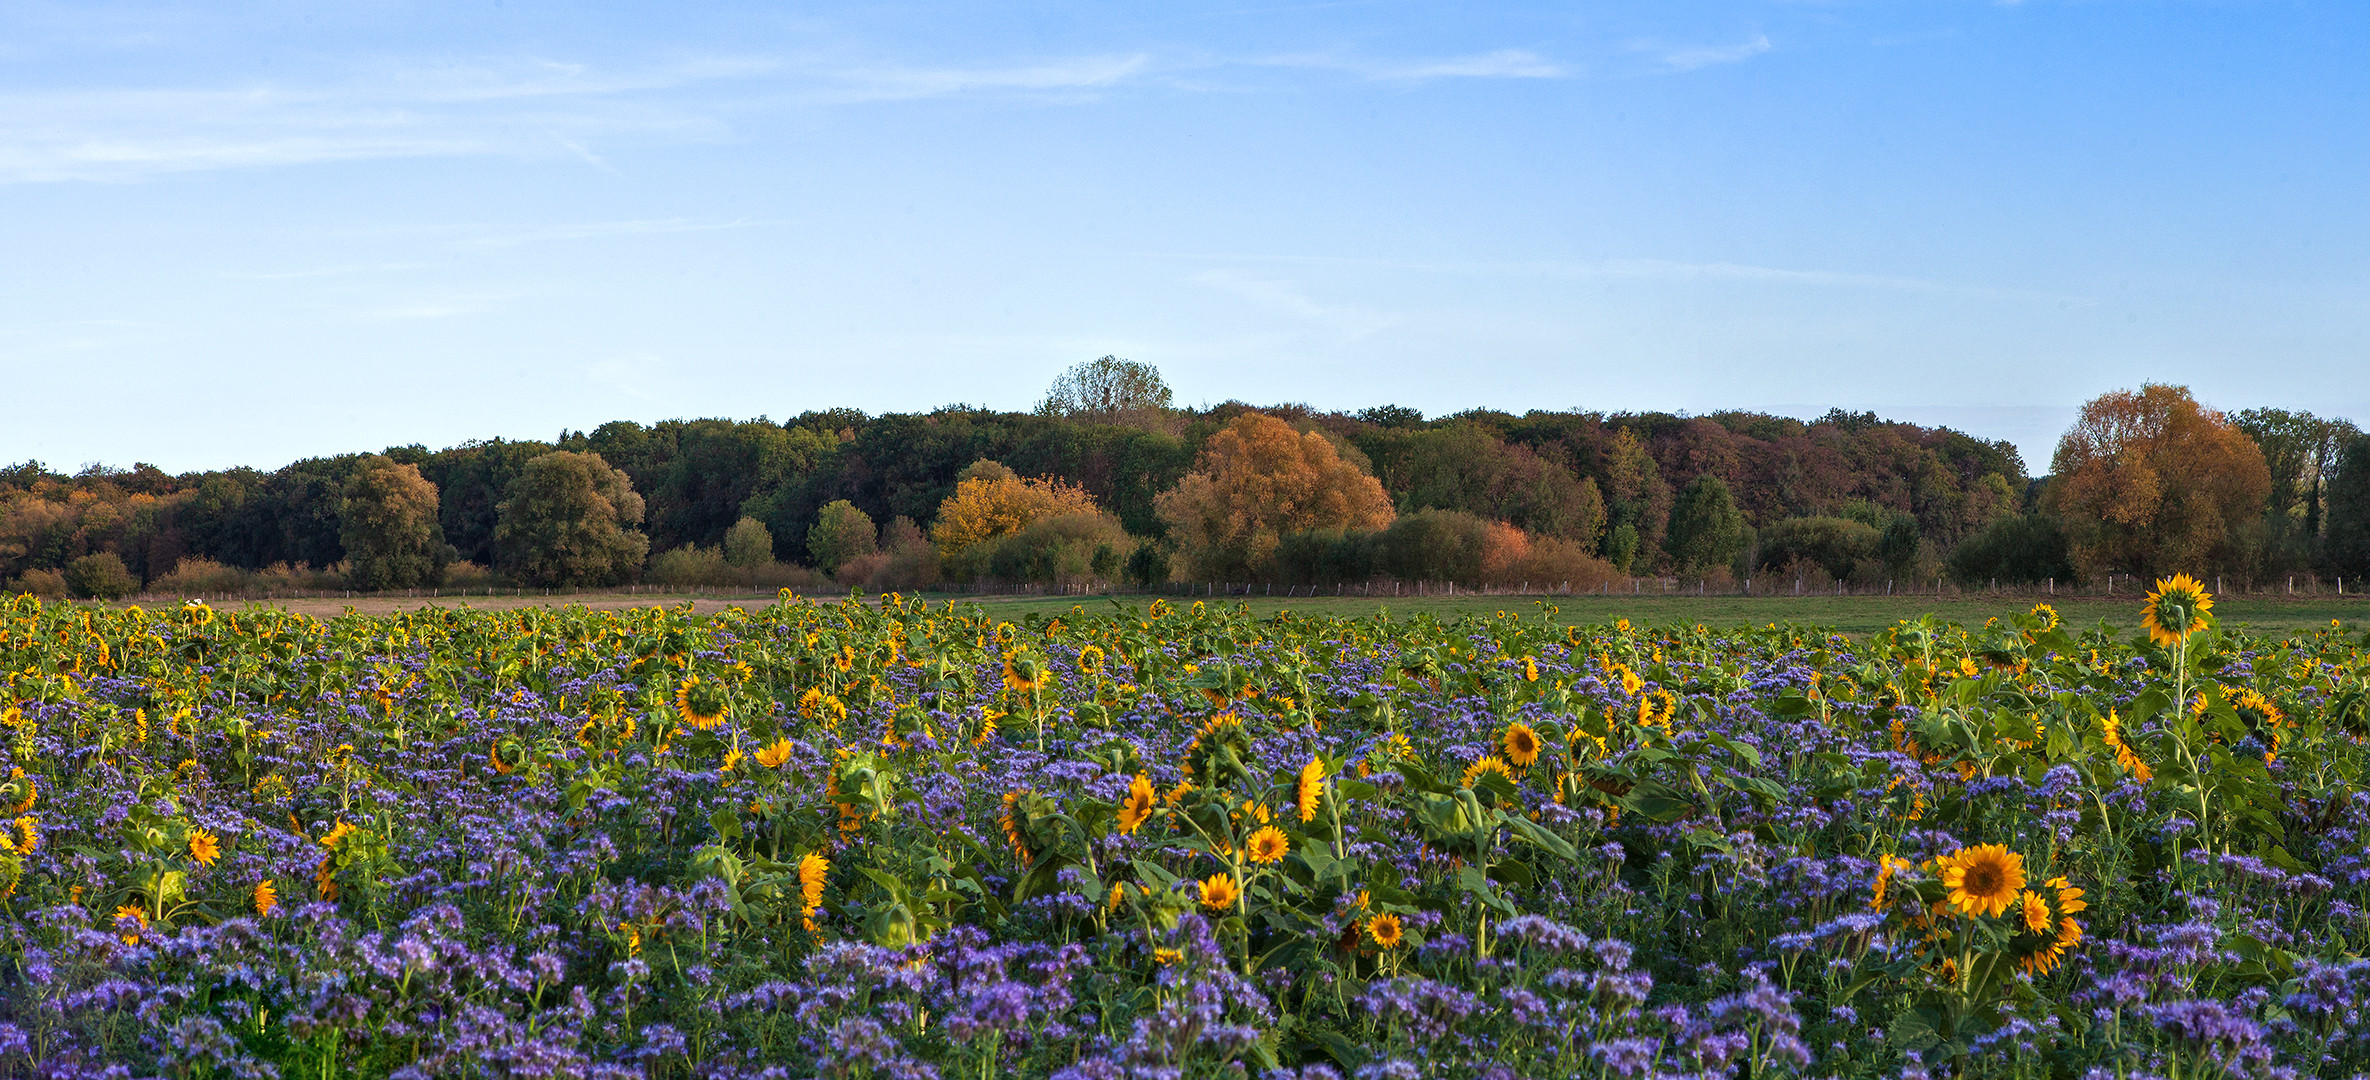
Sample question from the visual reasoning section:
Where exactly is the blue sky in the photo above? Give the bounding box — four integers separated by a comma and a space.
4, 1, 2365, 476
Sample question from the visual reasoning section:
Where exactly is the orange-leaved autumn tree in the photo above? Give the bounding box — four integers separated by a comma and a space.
929, 460, 1103, 557
1155, 412, 1395, 580
2047, 384, 2270, 580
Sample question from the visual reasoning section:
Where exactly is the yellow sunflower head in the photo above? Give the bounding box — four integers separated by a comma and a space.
1938, 843, 2027, 919
755, 738, 795, 769
1502, 723, 1543, 768
2140, 573, 2215, 649
1118, 773, 1157, 835
1366, 912, 1404, 949
1460, 755, 1516, 790
2018, 890, 2052, 934
1199, 872, 1240, 911
1296, 756, 1326, 823
187, 828, 220, 868
1245, 825, 1290, 865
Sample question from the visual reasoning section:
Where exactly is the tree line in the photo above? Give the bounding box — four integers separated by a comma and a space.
3, 359, 2358, 599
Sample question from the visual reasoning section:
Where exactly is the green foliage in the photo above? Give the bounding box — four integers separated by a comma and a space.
340, 455, 450, 590
722, 517, 774, 568
1270, 529, 1382, 585
1035, 355, 1175, 428
1755, 516, 1882, 581
1947, 514, 2075, 585
65, 552, 137, 599
491, 451, 651, 587
1663, 475, 1745, 577
948, 511, 1132, 587
806, 500, 878, 574
1379, 509, 1488, 583
2328, 432, 2370, 576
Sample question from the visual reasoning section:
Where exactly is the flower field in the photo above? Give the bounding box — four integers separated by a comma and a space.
2, 586, 2368, 1079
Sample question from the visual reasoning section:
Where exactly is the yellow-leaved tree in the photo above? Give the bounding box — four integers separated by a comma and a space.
2047, 384, 2270, 579
929, 461, 1102, 557
1155, 412, 1395, 580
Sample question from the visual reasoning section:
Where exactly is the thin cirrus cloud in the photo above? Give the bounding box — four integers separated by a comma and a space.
0, 44, 1577, 183
1651, 35, 1773, 73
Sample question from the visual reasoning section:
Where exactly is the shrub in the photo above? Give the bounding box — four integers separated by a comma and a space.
1380, 509, 1488, 583
11, 567, 66, 599
805, 502, 876, 575
1754, 517, 1881, 582
1947, 514, 2076, 585
1269, 529, 1381, 585
152, 558, 251, 597
442, 561, 499, 590
65, 552, 138, 600
954, 512, 1133, 588
723, 518, 775, 568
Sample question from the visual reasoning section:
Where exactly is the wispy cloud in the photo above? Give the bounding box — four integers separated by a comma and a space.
1653, 35, 1772, 72
1265, 48, 1568, 82
1192, 268, 1400, 337
1159, 252, 2082, 304
452, 218, 782, 249
0, 42, 1572, 183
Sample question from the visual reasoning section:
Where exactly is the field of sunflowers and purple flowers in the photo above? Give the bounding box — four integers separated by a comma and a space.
0, 576, 2365, 1079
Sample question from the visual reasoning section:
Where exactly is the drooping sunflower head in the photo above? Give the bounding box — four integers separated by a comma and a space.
1460, 755, 1516, 790
1245, 825, 1290, 865
1296, 756, 1326, 823
253, 879, 278, 916
1938, 843, 2027, 919
1366, 912, 1404, 949
1502, 723, 1543, 768
2140, 573, 2215, 649
677, 674, 727, 729
1118, 773, 1157, 835
2018, 890, 2052, 934
797, 851, 830, 913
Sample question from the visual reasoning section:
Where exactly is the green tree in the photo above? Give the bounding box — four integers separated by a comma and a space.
341, 455, 449, 590
723, 517, 774, 568
65, 552, 138, 600
492, 452, 651, 586
2326, 433, 2370, 576
806, 500, 878, 573
1036, 356, 1175, 428
1601, 427, 1672, 571
1663, 475, 1745, 578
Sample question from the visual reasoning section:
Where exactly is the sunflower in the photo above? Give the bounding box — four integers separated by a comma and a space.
2018, 890, 2052, 934
113, 904, 147, 945
1077, 644, 1106, 677
2101, 711, 2153, 781
1152, 946, 1183, 965
1003, 654, 1041, 694
1523, 656, 1540, 683
1366, 912, 1404, 949
997, 791, 1033, 862
2019, 915, 2084, 976
2140, 573, 2215, 649
2028, 603, 2060, 631
1199, 872, 1241, 912
1937, 844, 2026, 918
1870, 854, 1911, 911
187, 828, 220, 868
1297, 756, 1326, 823
1245, 826, 1290, 865
677, 674, 727, 730
1461, 755, 1516, 789
755, 738, 795, 769
253, 879, 278, 916
798, 851, 830, 930
1118, 773, 1157, 835
2047, 877, 2088, 918
1502, 723, 1543, 768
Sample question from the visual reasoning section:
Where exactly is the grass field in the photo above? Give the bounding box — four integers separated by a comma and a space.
210, 588, 2370, 635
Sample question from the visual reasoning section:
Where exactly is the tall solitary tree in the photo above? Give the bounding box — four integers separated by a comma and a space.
1036, 356, 1175, 429
2047, 384, 2270, 579
341, 455, 449, 590
493, 452, 651, 586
